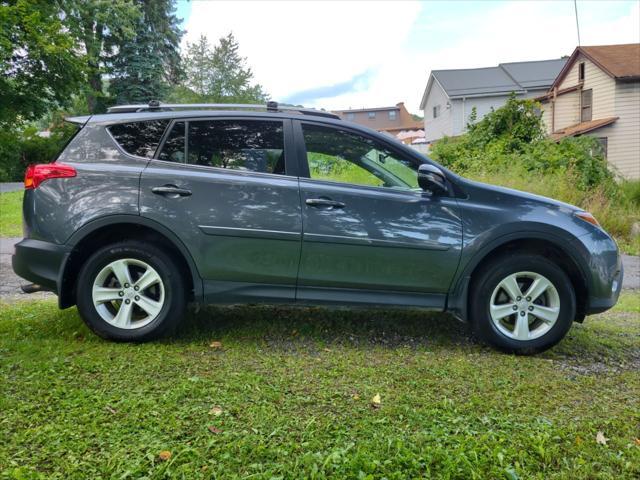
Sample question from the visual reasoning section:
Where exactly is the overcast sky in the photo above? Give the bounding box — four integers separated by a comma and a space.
176, 0, 640, 114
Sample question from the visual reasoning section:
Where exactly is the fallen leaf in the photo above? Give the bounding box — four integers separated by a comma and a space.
352, 393, 360, 400
634, 438, 640, 446
209, 406, 223, 416
158, 451, 172, 461
575, 436, 583, 445
209, 341, 222, 349
371, 393, 381, 408
596, 431, 608, 445
208, 425, 222, 434
105, 405, 117, 415
323, 348, 331, 352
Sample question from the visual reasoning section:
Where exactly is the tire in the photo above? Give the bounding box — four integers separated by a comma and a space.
469, 253, 576, 354
76, 240, 186, 341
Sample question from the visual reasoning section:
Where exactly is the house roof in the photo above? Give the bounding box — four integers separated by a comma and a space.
551, 44, 640, 89
550, 117, 618, 141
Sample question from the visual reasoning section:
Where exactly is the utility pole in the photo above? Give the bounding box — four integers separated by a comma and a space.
574, 0, 581, 45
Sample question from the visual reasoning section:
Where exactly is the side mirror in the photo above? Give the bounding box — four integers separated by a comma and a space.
418, 164, 448, 195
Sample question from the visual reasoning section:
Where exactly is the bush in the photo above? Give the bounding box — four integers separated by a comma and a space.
431, 94, 616, 192
0, 120, 77, 182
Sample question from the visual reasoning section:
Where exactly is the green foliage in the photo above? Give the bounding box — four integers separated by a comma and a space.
173, 33, 269, 104
109, 0, 183, 104
0, 298, 638, 478
431, 94, 615, 192
60, 0, 141, 112
0, 122, 78, 182
0, 0, 84, 126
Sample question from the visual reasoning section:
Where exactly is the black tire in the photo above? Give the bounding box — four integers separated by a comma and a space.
76, 240, 186, 341
469, 253, 576, 355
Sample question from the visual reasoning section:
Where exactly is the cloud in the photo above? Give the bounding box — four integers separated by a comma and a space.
284, 69, 374, 106
182, 1, 640, 114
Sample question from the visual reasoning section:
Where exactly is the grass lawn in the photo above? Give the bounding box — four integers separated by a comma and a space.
1, 295, 638, 479
0, 191, 23, 237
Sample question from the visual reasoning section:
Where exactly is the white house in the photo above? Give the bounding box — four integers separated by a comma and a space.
537, 44, 640, 179
419, 58, 567, 143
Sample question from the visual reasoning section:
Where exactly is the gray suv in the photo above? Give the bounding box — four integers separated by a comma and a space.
12, 102, 623, 353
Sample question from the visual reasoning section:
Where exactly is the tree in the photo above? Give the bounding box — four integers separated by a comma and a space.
0, 0, 84, 126
109, 0, 183, 104
60, 0, 140, 113
176, 33, 269, 103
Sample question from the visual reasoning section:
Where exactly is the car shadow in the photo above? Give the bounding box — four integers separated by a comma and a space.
174, 305, 478, 350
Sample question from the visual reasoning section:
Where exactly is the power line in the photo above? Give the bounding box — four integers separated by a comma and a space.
574, 0, 581, 46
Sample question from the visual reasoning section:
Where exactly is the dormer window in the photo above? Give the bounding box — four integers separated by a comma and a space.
578, 62, 585, 82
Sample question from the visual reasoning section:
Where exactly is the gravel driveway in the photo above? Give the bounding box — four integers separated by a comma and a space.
2, 237, 637, 302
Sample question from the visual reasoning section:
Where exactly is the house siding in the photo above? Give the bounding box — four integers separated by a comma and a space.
608, 81, 640, 179
559, 54, 616, 119
424, 80, 453, 142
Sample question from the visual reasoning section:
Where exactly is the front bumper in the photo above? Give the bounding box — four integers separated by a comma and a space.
11, 238, 70, 294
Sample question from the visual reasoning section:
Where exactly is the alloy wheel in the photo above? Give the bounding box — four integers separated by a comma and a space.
91, 258, 165, 329
489, 271, 560, 341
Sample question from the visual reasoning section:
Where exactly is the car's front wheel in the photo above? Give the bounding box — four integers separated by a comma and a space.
76, 241, 186, 341
470, 253, 576, 354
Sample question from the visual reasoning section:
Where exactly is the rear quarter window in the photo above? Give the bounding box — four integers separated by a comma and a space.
108, 120, 170, 158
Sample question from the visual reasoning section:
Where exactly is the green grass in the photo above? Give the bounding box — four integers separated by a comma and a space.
1, 296, 638, 479
0, 190, 23, 237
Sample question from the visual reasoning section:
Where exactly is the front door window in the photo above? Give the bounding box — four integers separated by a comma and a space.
301, 123, 420, 190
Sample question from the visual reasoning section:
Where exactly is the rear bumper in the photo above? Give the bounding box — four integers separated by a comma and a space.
11, 238, 70, 294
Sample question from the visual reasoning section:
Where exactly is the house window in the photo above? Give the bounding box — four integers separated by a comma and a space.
388, 110, 397, 120
596, 137, 608, 159
433, 105, 441, 118
368, 112, 376, 119
581, 89, 592, 122
346, 112, 355, 121
578, 62, 585, 82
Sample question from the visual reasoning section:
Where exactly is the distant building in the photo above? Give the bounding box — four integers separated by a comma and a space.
419, 58, 567, 142
537, 44, 640, 179
333, 102, 424, 146
333, 102, 423, 131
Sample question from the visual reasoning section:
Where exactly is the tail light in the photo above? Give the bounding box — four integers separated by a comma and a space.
24, 163, 76, 189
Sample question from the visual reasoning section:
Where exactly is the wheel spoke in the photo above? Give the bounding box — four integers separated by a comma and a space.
112, 301, 133, 328
530, 304, 560, 323
135, 294, 162, 317
524, 276, 551, 302
499, 274, 523, 302
93, 287, 122, 304
490, 303, 516, 321
513, 315, 530, 340
109, 259, 132, 287
134, 268, 161, 291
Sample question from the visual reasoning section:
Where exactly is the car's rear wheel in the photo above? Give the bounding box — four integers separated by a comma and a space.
470, 253, 576, 354
76, 241, 186, 341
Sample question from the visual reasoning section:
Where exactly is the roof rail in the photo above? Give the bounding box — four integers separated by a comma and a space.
106, 101, 340, 120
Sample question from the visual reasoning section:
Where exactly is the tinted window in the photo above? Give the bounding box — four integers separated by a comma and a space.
187, 120, 285, 175
158, 121, 185, 162
302, 124, 419, 190
108, 120, 169, 158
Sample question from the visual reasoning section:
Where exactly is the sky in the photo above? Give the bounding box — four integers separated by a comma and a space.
176, 0, 640, 114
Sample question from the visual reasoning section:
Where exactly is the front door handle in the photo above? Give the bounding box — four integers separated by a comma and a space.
151, 185, 192, 197
306, 198, 345, 209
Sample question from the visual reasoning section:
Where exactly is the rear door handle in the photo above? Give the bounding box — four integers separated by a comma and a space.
305, 198, 345, 209
151, 185, 192, 197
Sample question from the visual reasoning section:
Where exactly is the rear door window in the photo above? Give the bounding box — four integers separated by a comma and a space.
158, 121, 186, 163
108, 120, 170, 158
186, 120, 286, 175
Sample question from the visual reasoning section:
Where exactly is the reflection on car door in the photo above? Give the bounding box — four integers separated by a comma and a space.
294, 121, 463, 308
139, 117, 302, 303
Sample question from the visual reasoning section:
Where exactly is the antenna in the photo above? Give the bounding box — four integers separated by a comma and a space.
574, 0, 581, 46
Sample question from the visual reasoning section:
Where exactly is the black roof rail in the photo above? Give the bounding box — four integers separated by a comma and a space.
106, 101, 340, 120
